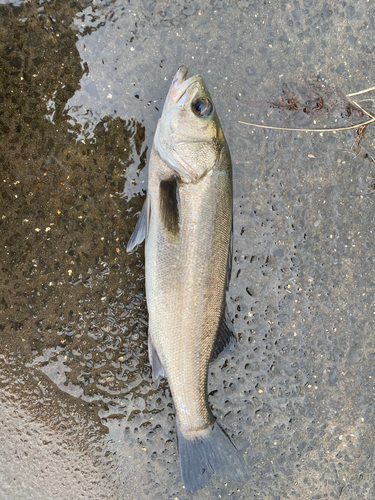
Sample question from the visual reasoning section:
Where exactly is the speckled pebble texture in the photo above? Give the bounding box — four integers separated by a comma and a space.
0, 1, 374, 499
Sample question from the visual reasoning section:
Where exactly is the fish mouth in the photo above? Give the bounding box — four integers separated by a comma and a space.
171, 65, 189, 87
169, 66, 202, 104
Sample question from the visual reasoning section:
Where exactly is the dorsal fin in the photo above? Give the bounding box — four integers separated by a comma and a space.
225, 226, 233, 290
210, 305, 236, 361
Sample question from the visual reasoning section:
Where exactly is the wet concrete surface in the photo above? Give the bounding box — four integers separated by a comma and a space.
0, 1, 374, 499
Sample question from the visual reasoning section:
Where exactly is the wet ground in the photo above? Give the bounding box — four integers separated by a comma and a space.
1, 1, 374, 499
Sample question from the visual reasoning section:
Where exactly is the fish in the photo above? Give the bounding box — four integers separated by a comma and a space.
127, 66, 249, 494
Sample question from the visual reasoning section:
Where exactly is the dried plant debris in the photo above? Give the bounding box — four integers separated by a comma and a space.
350, 123, 372, 160
270, 79, 364, 120
366, 177, 375, 194
239, 78, 375, 169
238, 77, 375, 132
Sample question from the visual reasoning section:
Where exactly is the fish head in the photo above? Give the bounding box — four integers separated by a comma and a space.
154, 66, 225, 183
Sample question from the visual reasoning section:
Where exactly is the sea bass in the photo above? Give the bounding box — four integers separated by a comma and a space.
127, 66, 248, 493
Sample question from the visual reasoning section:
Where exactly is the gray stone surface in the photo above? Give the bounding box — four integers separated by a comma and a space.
1, 1, 374, 499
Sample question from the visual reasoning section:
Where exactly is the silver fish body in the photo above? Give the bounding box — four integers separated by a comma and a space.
127, 66, 248, 493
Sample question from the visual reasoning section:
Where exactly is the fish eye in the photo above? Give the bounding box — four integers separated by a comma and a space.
191, 97, 213, 117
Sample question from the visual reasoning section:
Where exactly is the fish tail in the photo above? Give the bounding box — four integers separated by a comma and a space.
177, 421, 249, 494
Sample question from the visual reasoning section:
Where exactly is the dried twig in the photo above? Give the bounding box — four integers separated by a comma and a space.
238, 118, 375, 132
351, 100, 375, 120
347, 86, 375, 97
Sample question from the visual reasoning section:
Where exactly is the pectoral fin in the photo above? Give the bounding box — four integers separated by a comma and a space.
126, 195, 150, 252
159, 176, 180, 240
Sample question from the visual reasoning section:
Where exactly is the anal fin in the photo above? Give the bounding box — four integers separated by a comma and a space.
148, 333, 165, 381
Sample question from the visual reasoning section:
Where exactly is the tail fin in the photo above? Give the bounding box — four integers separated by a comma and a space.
177, 421, 249, 494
